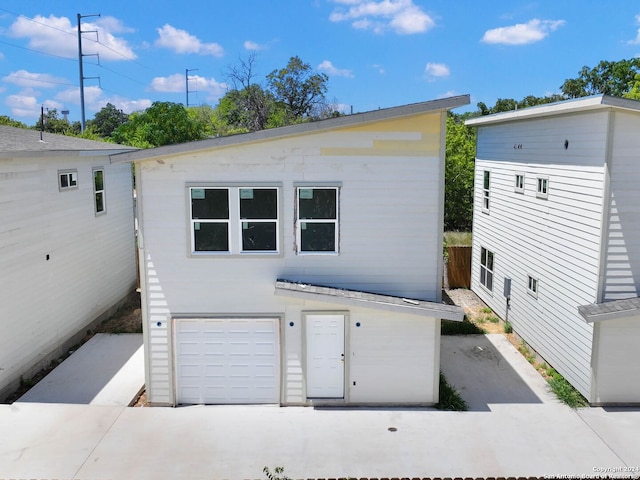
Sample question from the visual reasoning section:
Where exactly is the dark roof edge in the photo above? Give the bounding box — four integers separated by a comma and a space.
274, 279, 464, 321
110, 95, 470, 164
578, 296, 640, 323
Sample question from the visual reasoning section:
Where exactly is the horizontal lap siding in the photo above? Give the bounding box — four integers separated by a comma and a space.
471, 112, 607, 398
139, 112, 446, 404
0, 156, 136, 397
602, 111, 640, 301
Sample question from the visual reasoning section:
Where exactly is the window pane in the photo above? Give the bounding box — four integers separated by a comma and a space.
60, 174, 69, 188
299, 189, 336, 219
487, 251, 494, 271
483, 171, 490, 189
241, 221, 276, 251
70, 173, 77, 186
240, 189, 277, 219
192, 188, 229, 219
486, 271, 493, 291
94, 170, 104, 191
194, 222, 228, 251
300, 222, 336, 251
95, 192, 104, 213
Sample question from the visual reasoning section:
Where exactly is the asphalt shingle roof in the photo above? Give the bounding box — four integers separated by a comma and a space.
578, 296, 640, 323
0, 125, 134, 153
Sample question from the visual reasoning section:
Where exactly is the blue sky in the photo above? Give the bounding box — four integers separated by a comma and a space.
1, 1, 640, 124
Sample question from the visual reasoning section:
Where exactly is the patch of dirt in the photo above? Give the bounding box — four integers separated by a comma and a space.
445, 288, 505, 334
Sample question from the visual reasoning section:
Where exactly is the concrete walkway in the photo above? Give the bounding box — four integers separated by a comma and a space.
16, 333, 144, 406
1, 333, 639, 479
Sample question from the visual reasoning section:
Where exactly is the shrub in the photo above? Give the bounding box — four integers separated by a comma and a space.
436, 372, 468, 411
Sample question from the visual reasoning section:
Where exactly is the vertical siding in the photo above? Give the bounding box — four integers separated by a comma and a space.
470, 112, 608, 398
138, 112, 446, 404
0, 154, 136, 398
601, 111, 640, 301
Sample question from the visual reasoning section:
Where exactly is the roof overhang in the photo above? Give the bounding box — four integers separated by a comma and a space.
578, 297, 640, 323
110, 95, 470, 164
274, 279, 464, 321
465, 94, 640, 127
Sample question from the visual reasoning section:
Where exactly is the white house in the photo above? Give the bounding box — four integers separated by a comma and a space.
467, 95, 640, 405
0, 126, 137, 401
111, 96, 468, 407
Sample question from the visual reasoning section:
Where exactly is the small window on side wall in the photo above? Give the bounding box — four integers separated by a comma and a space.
536, 177, 549, 199
93, 168, 106, 215
514, 173, 525, 193
58, 170, 78, 191
482, 171, 490, 212
527, 275, 538, 298
297, 187, 339, 254
480, 247, 494, 292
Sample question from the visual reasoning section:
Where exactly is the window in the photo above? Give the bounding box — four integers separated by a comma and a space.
191, 188, 230, 252
527, 275, 538, 298
239, 188, 278, 252
480, 247, 494, 292
297, 187, 339, 253
190, 186, 279, 254
93, 168, 105, 214
58, 170, 78, 190
514, 173, 525, 193
482, 171, 490, 212
536, 177, 549, 199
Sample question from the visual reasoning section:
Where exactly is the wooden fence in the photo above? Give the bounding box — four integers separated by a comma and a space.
445, 246, 472, 289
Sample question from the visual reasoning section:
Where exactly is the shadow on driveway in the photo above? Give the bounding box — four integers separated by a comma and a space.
441, 334, 558, 411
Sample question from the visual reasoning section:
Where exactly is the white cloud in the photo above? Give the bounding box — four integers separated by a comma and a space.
95, 96, 152, 115
8, 14, 136, 60
244, 40, 266, 51
628, 14, 640, 45
5, 93, 61, 118
3, 70, 69, 89
155, 24, 224, 57
150, 73, 227, 101
317, 60, 354, 78
372, 64, 385, 74
425, 62, 450, 79
482, 19, 565, 45
329, 0, 435, 35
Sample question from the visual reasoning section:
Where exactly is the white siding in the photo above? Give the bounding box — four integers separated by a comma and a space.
0, 154, 136, 398
471, 111, 608, 398
602, 111, 640, 301
591, 317, 640, 404
138, 112, 446, 405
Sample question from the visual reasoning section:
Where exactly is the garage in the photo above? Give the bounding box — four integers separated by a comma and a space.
174, 318, 280, 405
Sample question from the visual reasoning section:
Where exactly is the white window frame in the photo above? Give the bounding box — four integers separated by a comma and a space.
479, 247, 494, 293
527, 275, 539, 298
58, 169, 78, 191
189, 185, 280, 256
296, 186, 339, 255
514, 173, 525, 193
93, 168, 106, 215
482, 170, 490, 212
536, 176, 549, 199
238, 187, 280, 254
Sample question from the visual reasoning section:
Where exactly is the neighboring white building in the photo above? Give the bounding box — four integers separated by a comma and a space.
467, 95, 640, 405
0, 126, 137, 400
111, 96, 468, 407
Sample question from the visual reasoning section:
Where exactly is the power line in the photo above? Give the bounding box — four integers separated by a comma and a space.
0, 71, 77, 88
0, 39, 76, 62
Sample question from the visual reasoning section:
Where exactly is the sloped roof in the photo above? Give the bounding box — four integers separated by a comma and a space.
578, 297, 640, 323
110, 95, 470, 164
465, 94, 640, 127
0, 125, 135, 155
275, 279, 464, 321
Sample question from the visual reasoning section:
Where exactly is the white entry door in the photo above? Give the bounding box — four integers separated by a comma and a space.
305, 314, 345, 398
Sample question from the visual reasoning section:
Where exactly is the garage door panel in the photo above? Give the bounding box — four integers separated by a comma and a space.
175, 318, 280, 404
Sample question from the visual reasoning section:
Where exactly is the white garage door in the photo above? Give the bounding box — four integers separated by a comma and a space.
174, 318, 280, 404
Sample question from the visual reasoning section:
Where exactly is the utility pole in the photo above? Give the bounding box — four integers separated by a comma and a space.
186, 68, 198, 107
77, 13, 100, 132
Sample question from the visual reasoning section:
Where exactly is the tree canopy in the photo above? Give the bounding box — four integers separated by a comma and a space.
87, 103, 129, 138
560, 58, 640, 98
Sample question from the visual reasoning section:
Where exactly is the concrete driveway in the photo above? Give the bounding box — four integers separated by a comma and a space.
1, 333, 639, 479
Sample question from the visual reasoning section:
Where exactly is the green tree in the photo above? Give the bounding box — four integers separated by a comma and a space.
560, 58, 640, 98
32, 109, 81, 135
266, 56, 329, 121
112, 101, 207, 148
0, 115, 27, 128
477, 94, 565, 116
444, 113, 476, 231
623, 73, 640, 100
88, 103, 129, 138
